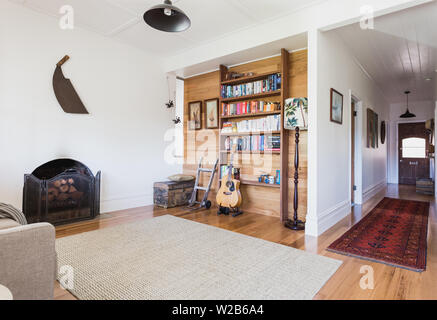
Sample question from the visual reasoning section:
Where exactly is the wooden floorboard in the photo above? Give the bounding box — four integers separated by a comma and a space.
54, 184, 437, 300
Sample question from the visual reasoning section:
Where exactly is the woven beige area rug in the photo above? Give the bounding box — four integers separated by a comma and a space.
56, 215, 342, 300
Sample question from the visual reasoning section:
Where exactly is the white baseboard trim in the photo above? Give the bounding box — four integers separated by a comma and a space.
100, 193, 153, 213
305, 200, 351, 237
362, 180, 387, 203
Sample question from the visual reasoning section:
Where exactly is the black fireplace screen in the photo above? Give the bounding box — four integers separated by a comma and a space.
23, 159, 100, 225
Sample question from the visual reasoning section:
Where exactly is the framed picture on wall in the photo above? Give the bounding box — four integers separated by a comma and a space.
330, 88, 344, 124
204, 98, 219, 129
366, 108, 379, 148
188, 101, 202, 130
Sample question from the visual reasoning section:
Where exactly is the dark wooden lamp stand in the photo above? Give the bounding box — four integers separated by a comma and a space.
285, 127, 305, 231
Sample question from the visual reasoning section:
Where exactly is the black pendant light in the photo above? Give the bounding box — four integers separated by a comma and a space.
143, 0, 191, 32
400, 91, 416, 118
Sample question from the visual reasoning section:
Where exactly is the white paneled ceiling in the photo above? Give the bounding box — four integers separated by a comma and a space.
12, 0, 320, 56
334, 1, 437, 103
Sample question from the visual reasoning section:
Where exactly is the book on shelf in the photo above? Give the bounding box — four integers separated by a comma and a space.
221, 114, 281, 134
220, 73, 281, 99
221, 100, 280, 117
224, 135, 281, 153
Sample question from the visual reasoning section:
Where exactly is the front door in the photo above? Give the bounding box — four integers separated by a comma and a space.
398, 122, 430, 185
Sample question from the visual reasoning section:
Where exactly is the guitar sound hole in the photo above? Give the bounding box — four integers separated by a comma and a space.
226, 181, 235, 192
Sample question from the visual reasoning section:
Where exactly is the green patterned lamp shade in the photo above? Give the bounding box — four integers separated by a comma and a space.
284, 97, 308, 130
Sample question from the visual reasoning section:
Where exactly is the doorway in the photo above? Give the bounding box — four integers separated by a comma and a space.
398, 122, 430, 185
351, 100, 356, 204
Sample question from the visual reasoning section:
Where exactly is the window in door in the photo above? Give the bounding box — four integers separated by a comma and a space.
402, 137, 426, 158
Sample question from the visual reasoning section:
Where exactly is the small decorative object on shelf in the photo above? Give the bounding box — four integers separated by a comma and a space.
257, 173, 280, 185
225, 72, 255, 81
284, 97, 308, 231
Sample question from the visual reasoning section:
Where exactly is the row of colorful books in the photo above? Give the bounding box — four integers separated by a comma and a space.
224, 136, 281, 152
221, 115, 281, 133
221, 73, 281, 99
221, 101, 280, 116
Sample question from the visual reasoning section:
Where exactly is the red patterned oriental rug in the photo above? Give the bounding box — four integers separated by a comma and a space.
327, 198, 429, 272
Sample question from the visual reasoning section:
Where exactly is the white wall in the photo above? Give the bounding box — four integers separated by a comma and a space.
0, 1, 181, 212
306, 30, 389, 236
387, 100, 435, 183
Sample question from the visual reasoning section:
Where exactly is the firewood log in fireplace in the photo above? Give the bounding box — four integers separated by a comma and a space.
59, 185, 70, 193
46, 179, 84, 203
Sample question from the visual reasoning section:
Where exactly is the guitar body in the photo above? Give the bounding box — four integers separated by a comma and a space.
216, 174, 242, 208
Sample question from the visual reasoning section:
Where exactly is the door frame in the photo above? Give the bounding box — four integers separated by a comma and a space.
349, 91, 363, 204
395, 120, 426, 184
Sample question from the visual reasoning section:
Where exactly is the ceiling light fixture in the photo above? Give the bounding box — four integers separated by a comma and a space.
400, 91, 416, 119
143, 0, 191, 32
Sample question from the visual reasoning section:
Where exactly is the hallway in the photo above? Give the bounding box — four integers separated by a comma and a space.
315, 183, 436, 299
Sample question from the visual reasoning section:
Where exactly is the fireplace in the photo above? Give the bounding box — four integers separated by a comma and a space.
23, 159, 101, 225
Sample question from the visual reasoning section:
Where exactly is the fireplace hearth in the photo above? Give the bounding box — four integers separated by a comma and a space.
23, 159, 101, 225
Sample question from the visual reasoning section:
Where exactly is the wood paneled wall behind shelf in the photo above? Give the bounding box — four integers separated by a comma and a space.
183, 50, 308, 220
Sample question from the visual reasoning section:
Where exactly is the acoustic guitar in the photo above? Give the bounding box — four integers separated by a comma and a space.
216, 148, 242, 209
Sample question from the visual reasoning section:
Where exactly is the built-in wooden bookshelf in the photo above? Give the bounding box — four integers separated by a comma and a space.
218, 49, 290, 221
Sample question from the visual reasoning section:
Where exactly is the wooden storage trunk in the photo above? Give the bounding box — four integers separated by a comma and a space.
153, 180, 195, 208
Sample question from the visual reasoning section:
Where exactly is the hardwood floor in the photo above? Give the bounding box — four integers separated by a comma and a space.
54, 184, 437, 300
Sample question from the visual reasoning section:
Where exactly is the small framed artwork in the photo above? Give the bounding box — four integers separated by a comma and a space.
330, 88, 344, 124
366, 108, 379, 148
204, 98, 219, 129
188, 101, 202, 130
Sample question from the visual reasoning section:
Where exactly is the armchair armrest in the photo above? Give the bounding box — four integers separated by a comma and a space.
0, 223, 56, 300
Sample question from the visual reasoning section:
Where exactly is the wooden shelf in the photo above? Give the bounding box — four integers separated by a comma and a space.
221, 71, 280, 86
220, 150, 280, 154
220, 90, 281, 103
220, 131, 281, 136
241, 180, 280, 188
219, 179, 280, 188
220, 110, 281, 120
